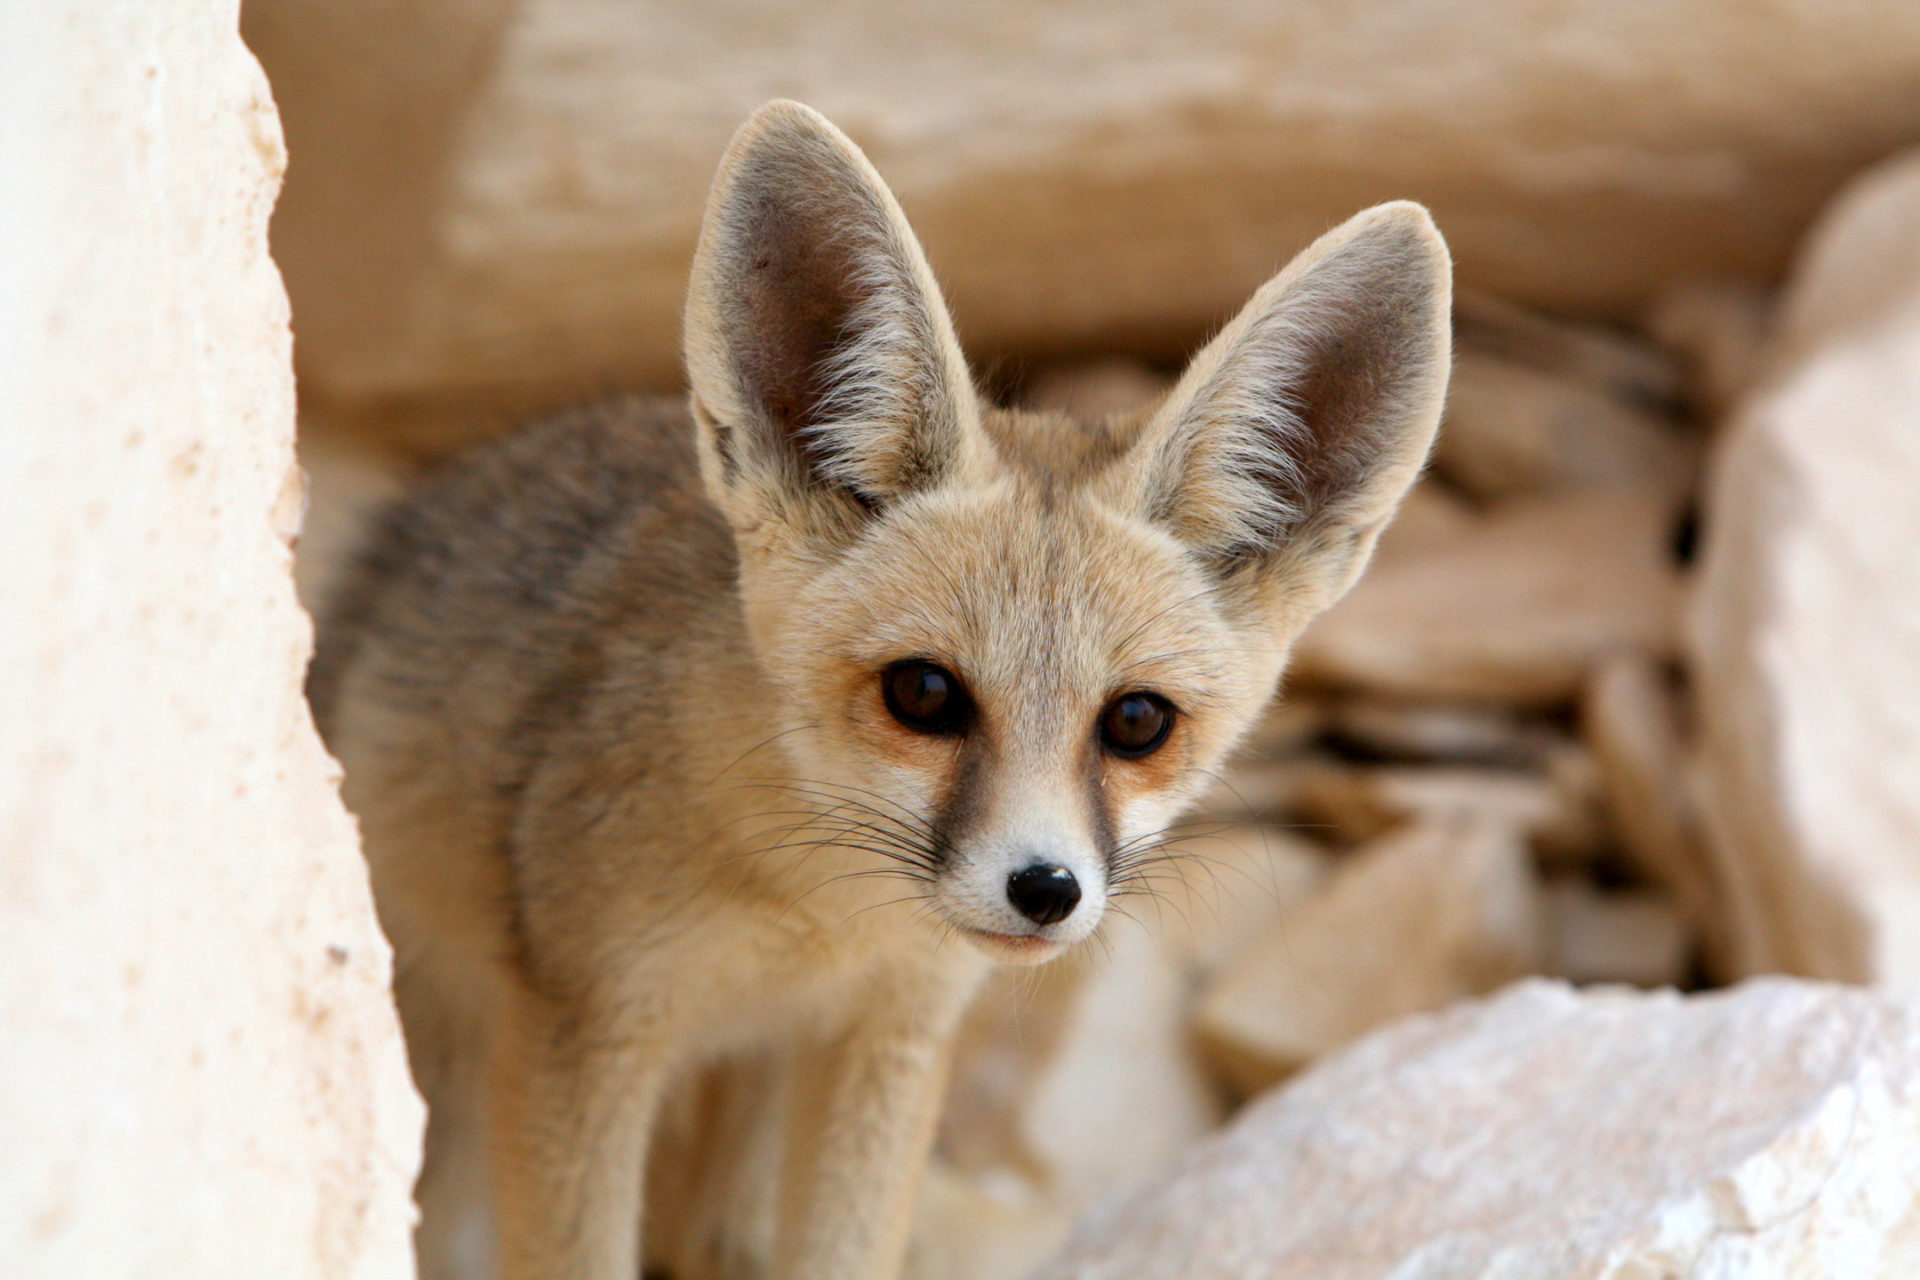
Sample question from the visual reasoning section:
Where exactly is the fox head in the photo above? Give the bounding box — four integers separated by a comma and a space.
685, 101, 1450, 965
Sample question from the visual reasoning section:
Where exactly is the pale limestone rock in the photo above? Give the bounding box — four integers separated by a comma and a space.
1454, 291, 1683, 408
1324, 697, 1557, 768
931, 926, 1235, 1278
0, 5, 420, 1277
1295, 489, 1683, 705
1690, 149, 1920, 988
1437, 347, 1696, 501
1195, 817, 1543, 1096
1585, 655, 1720, 960
940, 957, 1085, 1178
1287, 759, 1604, 862
906, 1166, 1073, 1280
1232, 696, 1328, 759
1542, 878, 1691, 989
1143, 825, 1329, 980
1023, 358, 1171, 420
1373, 480, 1478, 563
1645, 277, 1777, 419
245, 1, 1920, 436
1039, 979, 1920, 1280
1016, 925, 1224, 1210
1189, 761, 1313, 825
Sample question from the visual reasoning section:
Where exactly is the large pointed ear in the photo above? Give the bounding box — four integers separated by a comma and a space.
684, 100, 984, 542
1119, 202, 1451, 606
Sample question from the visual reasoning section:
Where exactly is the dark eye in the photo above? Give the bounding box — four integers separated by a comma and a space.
1099, 692, 1176, 758
881, 661, 971, 736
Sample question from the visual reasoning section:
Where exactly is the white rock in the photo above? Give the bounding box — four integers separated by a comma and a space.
1295, 489, 1683, 706
0, 6, 420, 1277
1689, 149, 1920, 988
1038, 979, 1920, 1280
245, 1, 1920, 432
1195, 817, 1543, 1095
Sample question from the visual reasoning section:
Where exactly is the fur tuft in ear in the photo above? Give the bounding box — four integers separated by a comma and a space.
684, 101, 982, 535
1124, 202, 1452, 588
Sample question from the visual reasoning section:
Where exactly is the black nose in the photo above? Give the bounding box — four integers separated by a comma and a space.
1007, 863, 1081, 926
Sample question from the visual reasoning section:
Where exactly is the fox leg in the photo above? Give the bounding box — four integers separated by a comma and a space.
773, 982, 973, 1280
487, 987, 672, 1280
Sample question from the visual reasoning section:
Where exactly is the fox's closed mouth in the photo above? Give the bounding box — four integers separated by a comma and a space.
959, 927, 1061, 957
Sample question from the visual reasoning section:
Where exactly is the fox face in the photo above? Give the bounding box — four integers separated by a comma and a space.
685, 102, 1451, 965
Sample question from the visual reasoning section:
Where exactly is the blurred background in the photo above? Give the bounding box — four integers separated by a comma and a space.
240, 2, 1920, 1277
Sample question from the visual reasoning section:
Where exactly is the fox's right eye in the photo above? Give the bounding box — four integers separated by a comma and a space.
881, 661, 971, 736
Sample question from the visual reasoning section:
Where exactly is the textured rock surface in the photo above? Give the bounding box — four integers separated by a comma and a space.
1690, 149, 1920, 988
0, 5, 421, 1277
1196, 818, 1543, 1095
245, 0, 1920, 432
1436, 348, 1693, 500
1294, 490, 1683, 705
1040, 979, 1920, 1280
1585, 655, 1718, 960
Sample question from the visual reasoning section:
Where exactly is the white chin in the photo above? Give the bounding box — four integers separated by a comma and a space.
955, 926, 1068, 966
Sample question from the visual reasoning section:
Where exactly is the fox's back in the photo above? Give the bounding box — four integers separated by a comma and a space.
308, 395, 742, 850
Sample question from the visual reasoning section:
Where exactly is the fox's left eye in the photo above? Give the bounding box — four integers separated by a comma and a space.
1100, 692, 1176, 758
882, 660, 972, 736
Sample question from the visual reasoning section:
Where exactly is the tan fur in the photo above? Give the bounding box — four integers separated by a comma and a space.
310, 100, 1452, 1280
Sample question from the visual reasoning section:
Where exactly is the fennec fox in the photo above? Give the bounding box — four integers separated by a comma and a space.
310, 100, 1451, 1280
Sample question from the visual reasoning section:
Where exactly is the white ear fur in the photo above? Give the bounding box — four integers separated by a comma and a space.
1122, 202, 1452, 591
683, 100, 983, 537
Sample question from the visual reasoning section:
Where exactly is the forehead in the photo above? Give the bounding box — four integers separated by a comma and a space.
814, 479, 1234, 712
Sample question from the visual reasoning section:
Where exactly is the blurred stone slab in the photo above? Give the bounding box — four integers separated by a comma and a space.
1645, 278, 1776, 419
907, 1166, 1073, 1280
1322, 696, 1558, 768
1542, 878, 1690, 989
1295, 489, 1682, 706
246, 1, 1920, 437
1022, 358, 1170, 420
1195, 817, 1542, 1096
1142, 825, 1329, 980
1584, 654, 1720, 963
1438, 347, 1694, 501
1288, 759, 1603, 860
1454, 291, 1682, 407
1689, 149, 1920, 988
1038, 979, 1920, 1280
1016, 926, 1224, 1209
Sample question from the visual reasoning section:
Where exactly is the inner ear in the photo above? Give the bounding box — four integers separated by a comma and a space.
727, 184, 885, 467
686, 102, 979, 516
1127, 202, 1452, 567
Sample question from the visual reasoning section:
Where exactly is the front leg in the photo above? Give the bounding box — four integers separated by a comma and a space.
488, 983, 672, 1280
774, 975, 979, 1280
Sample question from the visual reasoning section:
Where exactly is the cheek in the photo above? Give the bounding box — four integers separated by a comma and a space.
826, 662, 963, 797
1100, 713, 1241, 833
